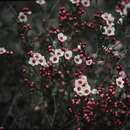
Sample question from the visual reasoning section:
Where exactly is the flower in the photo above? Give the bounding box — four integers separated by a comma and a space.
116, 77, 124, 88
28, 57, 39, 66
64, 50, 73, 60
70, 0, 80, 4
74, 55, 82, 64
102, 26, 115, 36
18, 12, 28, 23
38, 56, 48, 67
49, 55, 59, 64
57, 33, 67, 42
36, 0, 46, 5
54, 49, 64, 57
81, 0, 90, 7
0, 47, 6, 54
91, 89, 98, 94
86, 59, 93, 66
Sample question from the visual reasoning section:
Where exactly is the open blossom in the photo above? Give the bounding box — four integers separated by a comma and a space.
18, 12, 28, 23
64, 50, 73, 60
116, 77, 124, 88
36, 0, 46, 5
0, 47, 6, 54
102, 26, 115, 36
57, 33, 67, 42
28, 52, 47, 67
81, 0, 90, 7
86, 59, 93, 66
91, 89, 98, 94
49, 55, 59, 64
28, 57, 39, 66
54, 49, 64, 57
74, 55, 82, 64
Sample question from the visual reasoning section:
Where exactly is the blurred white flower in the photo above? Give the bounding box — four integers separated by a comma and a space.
70, 0, 80, 4
57, 33, 67, 42
81, 0, 90, 7
74, 55, 82, 64
18, 12, 28, 23
49, 55, 59, 64
64, 50, 73, 60
91, 89, 98, 94
28, 57, 39, 66
54, 49, 64, 57
116, 77, 124, 88
0, 47, 6, 54
36, 0, 46, 5
102, 26, 115, 36
38, 56, 48, 67
86, 59, 93, 66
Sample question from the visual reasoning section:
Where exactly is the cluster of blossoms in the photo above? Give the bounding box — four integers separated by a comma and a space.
101, 12, 115, 36
74, 75, 91, 96
28, 52, 48, 67
116, 65, 127, 88
70, 0, 90, 7
0, 47, 13, 55
14, 1, 130, 130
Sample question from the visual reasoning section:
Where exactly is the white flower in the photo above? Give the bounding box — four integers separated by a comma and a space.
64, 50, 73, 60
57, 33, 67, 42
18, 12, 28, 23
33, 52, 42, 59
117, 18, 123, 24
0, 47, 6, 54
28, 57, 39, 66
102, 26, 115, 36
49, 55, 59, 64
38, 56, 48, 67
36, 0, 46, 5
116, 77, 124, 88
70, 0, 80, 4
86, 59, 93, 66
54, 49, 64, 57
91, 89, 98, 94
81, 0, 90, 7
74, 55, 82, 64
